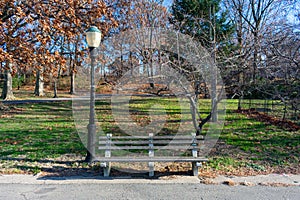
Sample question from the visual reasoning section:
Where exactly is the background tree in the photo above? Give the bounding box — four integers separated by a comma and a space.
170, 0, 234, 123
0, 0, 119, 99
0, 0, 37, 99
107, 0, 169, 87
224, 0, 282, 91
258, 19, 300, 120
224, 0, 299, 96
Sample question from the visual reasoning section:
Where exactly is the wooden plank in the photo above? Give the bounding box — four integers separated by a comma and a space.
99, 140, 197, 145
94, 157, 208, 162
98, 146, 200, 150
99, 135, 204, 140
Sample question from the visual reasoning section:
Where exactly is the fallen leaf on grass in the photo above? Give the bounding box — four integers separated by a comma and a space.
0, 114, 13, 118
236, 109, 300, 131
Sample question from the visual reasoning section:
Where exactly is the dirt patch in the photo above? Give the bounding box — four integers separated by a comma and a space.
199, 164, 300, 178
1, 153, 299, 179
236, 109, 300, 131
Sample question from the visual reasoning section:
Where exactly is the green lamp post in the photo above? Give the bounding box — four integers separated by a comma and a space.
85, 26, 102, 162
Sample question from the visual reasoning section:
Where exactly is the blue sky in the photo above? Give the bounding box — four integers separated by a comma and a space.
162, 0, 299, 25
163, 0, 173, 7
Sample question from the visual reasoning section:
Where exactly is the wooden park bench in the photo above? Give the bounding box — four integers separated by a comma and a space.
95, 133, 208, 177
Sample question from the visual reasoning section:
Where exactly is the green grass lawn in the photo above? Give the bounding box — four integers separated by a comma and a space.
0, 101, 83, 159
0, 98, 299, 175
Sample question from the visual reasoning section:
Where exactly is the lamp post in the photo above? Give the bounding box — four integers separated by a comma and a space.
85, 26, 102, 162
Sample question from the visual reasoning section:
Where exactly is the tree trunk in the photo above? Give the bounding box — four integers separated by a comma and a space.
148, 29, 155, 89
188, 96, 201, 135
17, 71, 21, 90
237, 4, 244, 111
1, 69, 14, 100
238, 73, 244, 110
130, 51, 134, 76
210, 3, 217, 122
149, 57, 154, 89
69, 70, 76, 94
53, 67, 61, 98
53, 80, 58, 98
34, 70, 44, 96
253, 31, 258, 83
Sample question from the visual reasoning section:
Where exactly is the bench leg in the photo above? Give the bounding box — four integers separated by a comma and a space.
149, 162, 154, 177
103, 162, 111, 177
192, 162, 200, 176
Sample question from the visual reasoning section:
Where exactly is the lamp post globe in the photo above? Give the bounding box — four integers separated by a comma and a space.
86, 26, 102, 48
85, 26, 102, 162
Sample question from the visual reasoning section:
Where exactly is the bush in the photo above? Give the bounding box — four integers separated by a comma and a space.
12, 76, 25, 89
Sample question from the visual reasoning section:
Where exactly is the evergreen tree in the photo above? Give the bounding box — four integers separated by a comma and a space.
170, 0, 235, 124
170, 0, 234, 52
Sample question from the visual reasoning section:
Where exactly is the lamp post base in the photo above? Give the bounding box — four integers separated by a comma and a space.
84, 152, 93, 163
85, 124, 96, 162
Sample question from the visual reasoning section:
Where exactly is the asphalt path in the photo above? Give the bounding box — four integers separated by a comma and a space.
1, 95, 111, 105
0, 175, 299, 200
1, 94, 162, 105
0, 182, 299, 200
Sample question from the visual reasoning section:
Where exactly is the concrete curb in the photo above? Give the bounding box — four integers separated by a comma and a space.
0, 174, 200, 184
0, 174, 299, 186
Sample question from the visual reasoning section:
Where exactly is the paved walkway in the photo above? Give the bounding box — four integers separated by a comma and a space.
0, 95, 109, 105
0, 174, 299, 200
0, 94, 157, 104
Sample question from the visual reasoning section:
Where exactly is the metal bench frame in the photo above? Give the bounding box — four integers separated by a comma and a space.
95, 133, 208, 177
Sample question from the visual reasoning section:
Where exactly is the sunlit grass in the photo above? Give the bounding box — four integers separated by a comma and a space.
0, 98, 299, 172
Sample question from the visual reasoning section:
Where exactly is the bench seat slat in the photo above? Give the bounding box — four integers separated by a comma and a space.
99, 140, 199, 145
98, 146, 199, 150
94, 157, 208, 162
99, 135, 204, 140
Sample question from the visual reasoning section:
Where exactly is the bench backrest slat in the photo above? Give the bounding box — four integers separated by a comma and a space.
98, 135, 203, 140
99, 140, 200, 145
98, 133, 202, 153
98, 146, 200, 150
